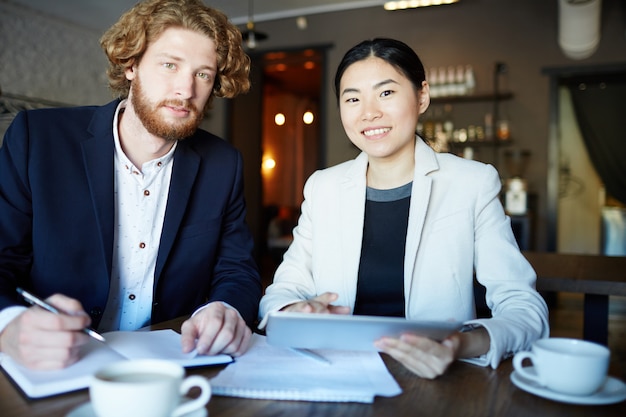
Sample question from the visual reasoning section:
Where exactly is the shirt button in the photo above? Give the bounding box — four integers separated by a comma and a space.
144, 190, 150, 196
157, 161, 163, 167
129, 294, 136, 300
139, 242, 146, 249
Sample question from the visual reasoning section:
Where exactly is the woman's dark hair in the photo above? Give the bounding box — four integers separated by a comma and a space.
334, 38, 426, 102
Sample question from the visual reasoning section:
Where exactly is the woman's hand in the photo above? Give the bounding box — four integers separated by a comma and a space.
374, 333, 459, 379
280, 292, 350, 315
374, 327, 490, 379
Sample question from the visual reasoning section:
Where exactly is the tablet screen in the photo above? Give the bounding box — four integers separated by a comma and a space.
265, 311, 463, 351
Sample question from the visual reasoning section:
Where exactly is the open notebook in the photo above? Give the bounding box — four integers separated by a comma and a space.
0, 329, 232, 399
210, 334, 402, 403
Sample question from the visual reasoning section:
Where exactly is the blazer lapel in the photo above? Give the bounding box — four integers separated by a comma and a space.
404, 139, 439, 299
154, 143, 200, 282
81, 101, 119, 279
339, 153, 368, 302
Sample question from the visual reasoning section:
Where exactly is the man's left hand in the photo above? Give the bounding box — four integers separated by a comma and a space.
180, 302, 251, 357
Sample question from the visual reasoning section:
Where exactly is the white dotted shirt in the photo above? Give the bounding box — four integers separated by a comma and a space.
98, 101, 177, 332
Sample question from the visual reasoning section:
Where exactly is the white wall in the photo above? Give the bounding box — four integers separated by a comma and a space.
0, 2, 109, 105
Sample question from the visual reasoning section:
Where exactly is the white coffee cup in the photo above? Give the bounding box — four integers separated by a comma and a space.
513, 337, 610, 395
90, 359, 211, 417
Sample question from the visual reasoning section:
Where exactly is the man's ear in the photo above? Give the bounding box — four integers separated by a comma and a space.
125, 63, 137, 81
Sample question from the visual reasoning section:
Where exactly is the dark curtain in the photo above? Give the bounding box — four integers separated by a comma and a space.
567, 73, 626, 205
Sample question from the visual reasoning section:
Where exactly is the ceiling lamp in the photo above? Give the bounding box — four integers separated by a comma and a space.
384, 0, 459, 10
558, 0, 602, 60
241, 0, 267, 49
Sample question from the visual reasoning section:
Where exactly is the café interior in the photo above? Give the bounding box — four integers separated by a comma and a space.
1, 0, 626, 413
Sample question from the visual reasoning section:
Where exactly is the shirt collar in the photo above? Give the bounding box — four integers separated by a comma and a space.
112, 99, 178, 176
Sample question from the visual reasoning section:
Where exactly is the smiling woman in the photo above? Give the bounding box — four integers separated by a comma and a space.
259, 38, 549, 380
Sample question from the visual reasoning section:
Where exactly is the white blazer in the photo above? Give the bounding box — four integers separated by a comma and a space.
260, 138, 549, 368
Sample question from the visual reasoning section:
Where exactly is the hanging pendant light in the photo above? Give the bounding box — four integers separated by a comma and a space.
241, 0, 268, 49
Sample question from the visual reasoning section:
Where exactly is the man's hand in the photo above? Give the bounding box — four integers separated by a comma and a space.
0, 294, 91, 370
280, 292, 350, 315
180, 302, 251, 357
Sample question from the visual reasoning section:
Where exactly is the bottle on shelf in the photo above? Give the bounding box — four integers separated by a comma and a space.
421, 108, 435, 142
463, 147, 474, 160
496, 119, 511, 142
465, 65, 476, 95
438, 67, 448, 97
432, 107, 448, 152
446, 66, 456, 96
467, 125, 477, 142
455, 65, 467, 96
428, 67, 440, 98
442, 104, 454, 143
484, 113, 494, 142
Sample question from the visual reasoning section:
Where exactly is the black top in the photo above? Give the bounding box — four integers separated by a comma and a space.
354, 182, 411, 317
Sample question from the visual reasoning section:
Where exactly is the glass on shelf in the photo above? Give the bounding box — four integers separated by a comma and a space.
496, 119, 510, 141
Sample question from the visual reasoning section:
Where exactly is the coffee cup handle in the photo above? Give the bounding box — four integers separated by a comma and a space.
513, 351, 546, 386
171, 375, 211, 417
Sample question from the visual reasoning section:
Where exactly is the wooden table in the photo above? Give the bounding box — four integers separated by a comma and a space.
2, 318, 625, 417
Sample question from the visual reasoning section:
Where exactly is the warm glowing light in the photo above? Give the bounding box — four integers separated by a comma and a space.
296, 16, 307, 30
303, 111, 314, 125
384, 0, 458, 10
262, 157, 276, 170
274, 113, 286, 126
304, 61, 316, 70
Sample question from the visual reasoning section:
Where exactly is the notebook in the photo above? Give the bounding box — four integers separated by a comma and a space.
266, 311, 463, 351
210, 333, 402, 403
0, 329, 232, 399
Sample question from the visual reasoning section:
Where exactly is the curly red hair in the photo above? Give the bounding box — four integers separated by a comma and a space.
100, 0, 250, 110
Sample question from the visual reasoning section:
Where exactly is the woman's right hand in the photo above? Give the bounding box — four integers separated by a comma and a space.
281, 292, 350, 314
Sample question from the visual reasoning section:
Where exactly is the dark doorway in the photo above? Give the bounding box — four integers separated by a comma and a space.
228, 46, 327, 281
543, 62, 626, 252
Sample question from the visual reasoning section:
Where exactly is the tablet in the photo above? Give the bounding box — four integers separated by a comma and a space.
265, 311, 463, 351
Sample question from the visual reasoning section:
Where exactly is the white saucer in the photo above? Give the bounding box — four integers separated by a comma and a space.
511, 366, 626, 405
66, 402, 208, 417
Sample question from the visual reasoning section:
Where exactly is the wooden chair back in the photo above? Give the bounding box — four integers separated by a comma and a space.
522, 251, 626, 345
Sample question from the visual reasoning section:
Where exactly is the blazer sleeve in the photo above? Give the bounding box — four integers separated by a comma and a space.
0, 111, 35, 309
461, 164, 549, 368
203, 150, 263, 327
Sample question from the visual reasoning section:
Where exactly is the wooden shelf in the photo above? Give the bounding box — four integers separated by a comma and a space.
430, 91, 513, 105
448, 139, 513, 148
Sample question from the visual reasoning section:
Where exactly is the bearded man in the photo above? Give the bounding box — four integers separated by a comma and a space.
0, 0, 261, 370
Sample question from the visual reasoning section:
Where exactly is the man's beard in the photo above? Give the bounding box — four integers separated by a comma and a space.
130, 76, 204, 142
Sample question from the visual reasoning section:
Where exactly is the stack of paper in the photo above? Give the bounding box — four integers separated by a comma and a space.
210, 334, 402, 403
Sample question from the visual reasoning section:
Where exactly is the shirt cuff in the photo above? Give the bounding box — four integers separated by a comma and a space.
191, 301, 242, 319
0, 306, 27, 340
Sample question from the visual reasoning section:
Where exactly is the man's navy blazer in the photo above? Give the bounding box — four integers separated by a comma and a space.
0, 100, 261, 328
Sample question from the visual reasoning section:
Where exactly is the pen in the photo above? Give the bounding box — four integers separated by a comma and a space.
16, 287, 106, 343
291, 348, 332, 365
